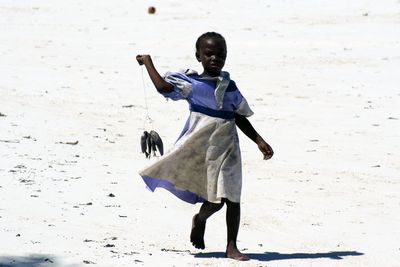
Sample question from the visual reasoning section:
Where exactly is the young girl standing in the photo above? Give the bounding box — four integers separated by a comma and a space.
136, 32, 273, 261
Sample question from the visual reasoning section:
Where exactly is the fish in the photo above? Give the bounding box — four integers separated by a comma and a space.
140, 130, 163, 158
149, 130, 163, 156
141, 131, 150, 158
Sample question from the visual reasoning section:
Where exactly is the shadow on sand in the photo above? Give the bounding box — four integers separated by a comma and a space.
193, 250, 364, 261
0, 254, 64, 267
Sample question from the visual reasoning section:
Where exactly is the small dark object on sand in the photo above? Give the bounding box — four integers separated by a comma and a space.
58, 140, 79, 145
148, 6, 156, 14
141, 130, 163, 158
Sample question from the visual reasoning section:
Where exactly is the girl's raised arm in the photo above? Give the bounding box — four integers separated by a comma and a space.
136, 55, 173, 93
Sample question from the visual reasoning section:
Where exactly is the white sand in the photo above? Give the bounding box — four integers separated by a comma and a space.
1, 0, 400, 266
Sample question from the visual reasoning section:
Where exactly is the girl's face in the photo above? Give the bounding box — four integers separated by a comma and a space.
196, 37, 227, 77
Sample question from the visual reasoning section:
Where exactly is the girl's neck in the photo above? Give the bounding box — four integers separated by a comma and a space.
200, 71, 221, 78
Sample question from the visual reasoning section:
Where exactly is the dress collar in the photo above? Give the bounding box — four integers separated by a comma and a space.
184, 69, 230, 110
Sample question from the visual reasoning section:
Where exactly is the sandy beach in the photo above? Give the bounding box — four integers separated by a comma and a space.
1, 0, 400, 266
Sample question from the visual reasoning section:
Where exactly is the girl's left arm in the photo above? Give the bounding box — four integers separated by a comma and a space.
235, 114, 274, 160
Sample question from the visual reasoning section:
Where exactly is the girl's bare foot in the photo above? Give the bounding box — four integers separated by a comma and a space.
225, 243, 249, 261
190, 214, 206, 249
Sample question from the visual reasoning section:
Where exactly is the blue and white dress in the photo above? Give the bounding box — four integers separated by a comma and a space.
140, 69, 253, 204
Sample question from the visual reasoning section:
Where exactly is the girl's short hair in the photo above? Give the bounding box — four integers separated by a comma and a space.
196, 32, 226, 52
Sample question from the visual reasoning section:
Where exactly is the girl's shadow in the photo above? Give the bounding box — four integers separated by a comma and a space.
193, 250, 364, 261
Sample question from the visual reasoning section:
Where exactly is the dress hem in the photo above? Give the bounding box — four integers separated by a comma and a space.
141, 175, 205, 204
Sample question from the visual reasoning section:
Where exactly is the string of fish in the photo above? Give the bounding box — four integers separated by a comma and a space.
140, 66, 164, 158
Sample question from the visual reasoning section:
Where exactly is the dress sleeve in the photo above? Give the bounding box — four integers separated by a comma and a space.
229, 81, 254, 117
161, 71, 193, 101
235, 95, 254, 117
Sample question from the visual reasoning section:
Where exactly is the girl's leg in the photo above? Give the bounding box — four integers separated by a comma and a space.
191, 200, 224, 249
225, 199, 249, 261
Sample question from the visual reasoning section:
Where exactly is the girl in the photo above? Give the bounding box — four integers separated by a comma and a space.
136, 32, 273, 261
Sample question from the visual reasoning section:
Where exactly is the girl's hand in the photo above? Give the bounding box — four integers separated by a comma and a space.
136, 54, 151, 65
256, 136, 274, 160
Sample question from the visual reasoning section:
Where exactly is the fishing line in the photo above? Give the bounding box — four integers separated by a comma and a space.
140, 66, 153, 130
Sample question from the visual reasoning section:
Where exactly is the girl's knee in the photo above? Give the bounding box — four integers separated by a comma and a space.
223, 198, 238, 204
204, 201, 224, 210
224, 198, 240, 208
214, 202, 225, 210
